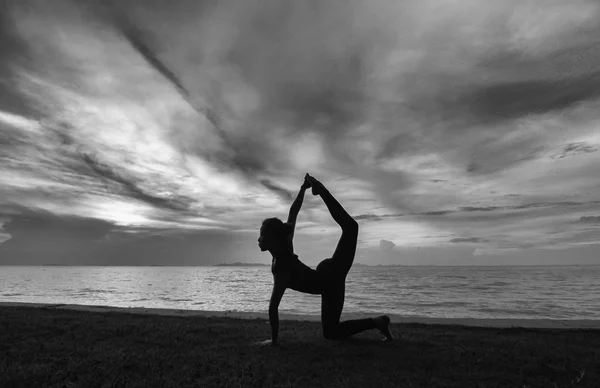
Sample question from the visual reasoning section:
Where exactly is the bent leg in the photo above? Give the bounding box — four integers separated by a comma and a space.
334, 318, 376, 340
321, 277, 376, 340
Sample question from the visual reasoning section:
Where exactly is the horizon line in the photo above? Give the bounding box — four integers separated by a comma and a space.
1, 264, 598, 267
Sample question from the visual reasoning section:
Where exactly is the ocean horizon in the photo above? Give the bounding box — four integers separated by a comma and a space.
1, 265, 599, 320
3, 263, 599, 267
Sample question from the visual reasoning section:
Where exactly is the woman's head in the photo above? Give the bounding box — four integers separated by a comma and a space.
258, 217, 292, 252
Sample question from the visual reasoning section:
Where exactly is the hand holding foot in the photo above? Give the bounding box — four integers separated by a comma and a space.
306, 174, 325, 196
373, 315, 395, 342
301, 173, 311, 190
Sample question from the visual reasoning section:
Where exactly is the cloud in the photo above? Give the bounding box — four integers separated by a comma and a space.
379, 239, 396, 251
458, 73, 600, 123
420, 211, 455, 216
1, 210, 112, 239
0, 207, 264, 265
259, 179, 293, 202
355, 214, 383, 222
449, 237, 487, 244
550, 142, 600, 159
0, 207, 116, 264
88, 0, 600, 184
459, 207, 501, 212
0, 2, 36, 118
81, 153, 192, 212
579, 216, 600, 224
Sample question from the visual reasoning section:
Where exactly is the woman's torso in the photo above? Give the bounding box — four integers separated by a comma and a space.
272, 254, 327, 295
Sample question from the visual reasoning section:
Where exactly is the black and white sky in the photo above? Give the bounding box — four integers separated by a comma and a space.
1, 0, 599, 265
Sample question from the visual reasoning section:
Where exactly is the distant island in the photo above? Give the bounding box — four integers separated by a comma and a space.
215, 262, 372, 267
214, 261, 378, 267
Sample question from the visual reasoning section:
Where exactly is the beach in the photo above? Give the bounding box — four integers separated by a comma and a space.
2, 302, 599, 388
2, 302, 600, 329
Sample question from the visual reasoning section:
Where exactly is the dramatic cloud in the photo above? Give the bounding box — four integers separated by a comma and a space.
0, 207, 115, 264
1, 0, 599, 265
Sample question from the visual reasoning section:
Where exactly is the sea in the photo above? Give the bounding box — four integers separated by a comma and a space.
1, 265, 599, 320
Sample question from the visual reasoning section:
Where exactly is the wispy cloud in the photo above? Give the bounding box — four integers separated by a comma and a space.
450, 237, 487, 244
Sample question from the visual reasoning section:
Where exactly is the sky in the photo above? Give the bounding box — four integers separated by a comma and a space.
1, 0, 599, 266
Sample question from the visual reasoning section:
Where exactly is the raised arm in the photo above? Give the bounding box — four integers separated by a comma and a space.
286, 174, 311, 232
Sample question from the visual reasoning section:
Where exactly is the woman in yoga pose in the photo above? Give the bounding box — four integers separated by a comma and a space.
256, 174, 394, 346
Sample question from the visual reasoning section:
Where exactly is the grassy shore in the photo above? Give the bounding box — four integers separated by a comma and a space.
1, 306, 598, 388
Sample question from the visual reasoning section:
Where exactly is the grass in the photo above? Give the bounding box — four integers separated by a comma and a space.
1, 306, 598, 388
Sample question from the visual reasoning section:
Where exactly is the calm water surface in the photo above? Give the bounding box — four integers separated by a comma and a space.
1, 265, 599, 319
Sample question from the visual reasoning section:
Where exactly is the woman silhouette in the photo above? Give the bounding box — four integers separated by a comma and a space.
256, 174, 394, 346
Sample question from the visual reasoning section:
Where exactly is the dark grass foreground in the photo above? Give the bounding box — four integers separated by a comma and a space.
1, 307, 599, 388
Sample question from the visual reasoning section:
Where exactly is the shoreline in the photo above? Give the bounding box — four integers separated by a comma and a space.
2, 301, 599, 329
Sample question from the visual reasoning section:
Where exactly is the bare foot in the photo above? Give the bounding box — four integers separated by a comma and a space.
373, 315, 395, 342
307, 175, 324, 196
